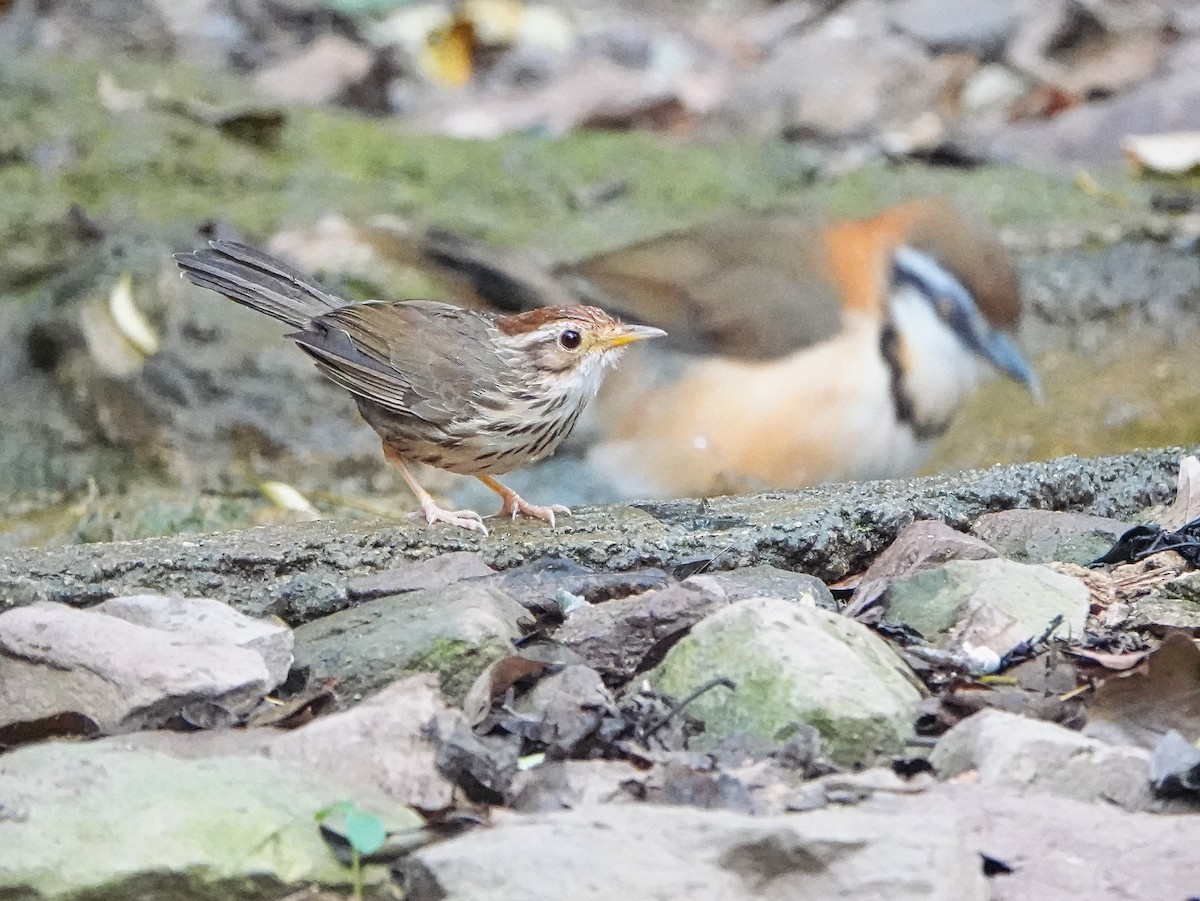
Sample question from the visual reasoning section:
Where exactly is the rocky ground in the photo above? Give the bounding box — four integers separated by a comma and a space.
4, 449, 1200, 899
3, 0, 1200, 898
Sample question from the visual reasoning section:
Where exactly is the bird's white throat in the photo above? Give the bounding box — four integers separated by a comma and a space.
890, 283, 993, 432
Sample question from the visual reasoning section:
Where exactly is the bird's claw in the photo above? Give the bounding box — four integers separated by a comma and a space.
498, 496, 571, 527
409, 504, 489, 535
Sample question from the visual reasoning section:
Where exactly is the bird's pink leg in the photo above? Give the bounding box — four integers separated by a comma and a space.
477, 475, 570, 527
383, 447, 488, 535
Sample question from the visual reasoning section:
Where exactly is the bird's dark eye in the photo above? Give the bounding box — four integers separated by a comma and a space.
559, 329, 582, 350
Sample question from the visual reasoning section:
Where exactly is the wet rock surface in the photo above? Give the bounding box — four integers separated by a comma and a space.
0, 448, 1185, 620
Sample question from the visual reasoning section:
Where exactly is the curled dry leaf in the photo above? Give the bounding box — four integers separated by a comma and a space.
109, 271, 159, 356
462, 655, 554, 726
1065, 647, 1153, 672
259, 481, 321, 520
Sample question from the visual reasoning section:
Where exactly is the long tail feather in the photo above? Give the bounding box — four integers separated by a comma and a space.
174, 240, 346, 328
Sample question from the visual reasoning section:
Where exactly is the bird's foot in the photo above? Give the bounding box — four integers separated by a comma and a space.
497, 493, 571, 527
408, 503, 489, 536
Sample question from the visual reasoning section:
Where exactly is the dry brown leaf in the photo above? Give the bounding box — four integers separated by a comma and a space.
423, 19, 476, 88
244, 679, 339, 729
1088, 632, 1200, 749
1048, 562, 1117, 609
462, 655, 553, 726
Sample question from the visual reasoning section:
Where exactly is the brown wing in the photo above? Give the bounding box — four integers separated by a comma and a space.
559, 215, 846, 360
290, 300, 498, 424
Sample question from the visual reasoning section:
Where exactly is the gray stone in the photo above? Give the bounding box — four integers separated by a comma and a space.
970, 509, 1128, 565
943, 782, 1200, 901
721, 7, 942, 139
344, 551, 496, 601
510, 664, 614, 754
120, 674, 461, 811
891, 0, 1019, 59
931, 709, 1155, 811
292, 583, 527, 703
704, 565, 834, 608
95, 593, 294, 685
0, 742, 421, 900
485, 558, 671, 615
255, 34, 376, 107
650, 598, 925, 766
510, 759, 643, 813
0, 602, 273, 733
847, 520, 998, 617
554, 576, 734, 683
960, 63, 1029, 114
882, 558, 1089, 646
554, 568, 832, 686
1117, 575, 1200, 631
989, 62, 1200, 165
401, 800, 986, 901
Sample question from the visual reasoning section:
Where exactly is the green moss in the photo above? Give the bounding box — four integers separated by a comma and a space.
408, 636, 505, 702
651, 602, 919, 766
0, 49, 1153, 299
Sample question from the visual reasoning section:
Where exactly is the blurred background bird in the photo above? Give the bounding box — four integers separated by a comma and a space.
376, 198, 1041, 499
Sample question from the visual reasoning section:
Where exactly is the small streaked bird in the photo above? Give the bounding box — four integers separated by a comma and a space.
405, 198, 1041, 498
174, 241, 665, 533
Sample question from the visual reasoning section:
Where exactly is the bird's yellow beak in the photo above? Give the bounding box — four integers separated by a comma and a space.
602, 323, 668, 349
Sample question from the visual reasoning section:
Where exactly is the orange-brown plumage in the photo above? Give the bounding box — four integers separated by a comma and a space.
406, 199, 1038, 499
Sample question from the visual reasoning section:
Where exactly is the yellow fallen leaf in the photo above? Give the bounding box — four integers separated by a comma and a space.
108, 271, 160, 356
259, 481, 321, 519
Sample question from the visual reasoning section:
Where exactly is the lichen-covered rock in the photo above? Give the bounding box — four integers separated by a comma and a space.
970, 509, 1128, 565
292, 583, 527, 703
0, 742, 421, 900
649, 598, 924, 766
881, 558, 1089, 644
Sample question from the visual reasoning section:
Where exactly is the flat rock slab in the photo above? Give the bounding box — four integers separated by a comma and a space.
0, 449, 1183, 626
401, 799, 986, 901
117, 674, 462, 811
95, 593, 294, 684
292, 582, 527, 702
970, 509, 1129, 565
941, 783, 1200, 901
931, 709, 1155, 811
0, 601, 276, 733
651, 597, 925, 766
0, 742, 421, 900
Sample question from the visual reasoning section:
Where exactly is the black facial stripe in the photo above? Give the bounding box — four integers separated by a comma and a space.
879, 320, 947, 442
